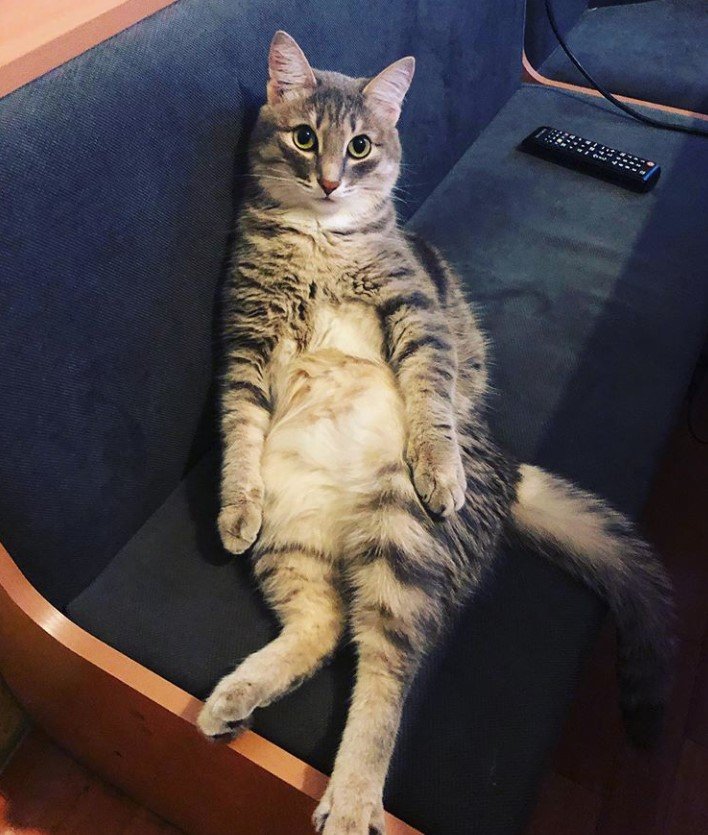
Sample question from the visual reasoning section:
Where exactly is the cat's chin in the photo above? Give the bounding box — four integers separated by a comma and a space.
282, 202, 356, 228
312, 194, 341, 207
263, 184, 343, 216
309, 196, 349, 215
307, 192, 384, 221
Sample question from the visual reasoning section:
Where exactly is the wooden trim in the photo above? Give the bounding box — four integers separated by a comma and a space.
522, 52, 708, 123
0, 542, 420, 834
0, 0, 179, 98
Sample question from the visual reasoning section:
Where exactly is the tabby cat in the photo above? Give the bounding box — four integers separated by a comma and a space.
197, 31, 674, 835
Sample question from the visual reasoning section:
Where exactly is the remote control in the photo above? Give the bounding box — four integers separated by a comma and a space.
519, 126, 661, 192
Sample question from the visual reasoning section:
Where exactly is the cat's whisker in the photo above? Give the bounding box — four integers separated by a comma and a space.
250, 175, 305, 184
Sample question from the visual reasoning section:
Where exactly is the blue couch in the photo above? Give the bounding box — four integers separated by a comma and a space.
1, 1, 707, 833
526, 0, 708, 114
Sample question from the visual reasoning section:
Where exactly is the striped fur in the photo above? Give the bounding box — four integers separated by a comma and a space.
510, 465, 675, 746
197, 32, 675, 833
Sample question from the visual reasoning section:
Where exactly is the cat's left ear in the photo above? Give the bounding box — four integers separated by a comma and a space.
267, 31, 317, 105
363, 57, 415, 124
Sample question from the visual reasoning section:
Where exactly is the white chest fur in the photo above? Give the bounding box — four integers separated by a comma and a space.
308, 301, 385, 361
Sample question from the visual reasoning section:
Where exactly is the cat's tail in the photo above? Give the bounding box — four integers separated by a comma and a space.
509, 463, 675, 747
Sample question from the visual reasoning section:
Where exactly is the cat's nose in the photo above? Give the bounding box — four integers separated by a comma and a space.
318, 177, 341, 196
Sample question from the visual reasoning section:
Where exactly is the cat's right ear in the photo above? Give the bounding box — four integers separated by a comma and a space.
363, 57, 415, 124
267, 31, 317, 105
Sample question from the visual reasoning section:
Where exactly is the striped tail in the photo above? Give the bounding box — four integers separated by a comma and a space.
510, 464, 676, 747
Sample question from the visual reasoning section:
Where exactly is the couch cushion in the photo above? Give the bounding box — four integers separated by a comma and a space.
0, 6, 243, 608
539, 1, 708, 114
69, 84, 708, 835
409, 84, 708, 517
0, 0, 525, 608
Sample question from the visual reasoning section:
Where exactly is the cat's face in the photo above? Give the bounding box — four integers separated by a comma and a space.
250, 31, 415, 220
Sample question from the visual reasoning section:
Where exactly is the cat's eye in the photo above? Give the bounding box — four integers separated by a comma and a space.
347, 135, 372, 159
292, 125, 317, 151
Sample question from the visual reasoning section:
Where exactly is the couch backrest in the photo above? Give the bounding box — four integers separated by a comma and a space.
0, 0, 525, 607
525, 0, 589, 67
524, 1, 650, 67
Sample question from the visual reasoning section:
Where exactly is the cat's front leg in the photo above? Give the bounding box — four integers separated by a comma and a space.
218, 315, 274, 554
219, 384, 271, 554
406, 423, 466, 518
218, 479, 265, 555
380, 280, 466, 517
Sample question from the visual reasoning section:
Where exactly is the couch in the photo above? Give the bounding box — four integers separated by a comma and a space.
1, 1, 707, 833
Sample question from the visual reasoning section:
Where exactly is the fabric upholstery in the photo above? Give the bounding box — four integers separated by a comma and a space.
410, 84, 708, 518
0, 6, 243, 606
525, 0, 589, 67
531, 1, 708, 114
0, 0, 526, 607
70, 85, 708, 834
592, 1, 657, 5
525, 1, 659, 68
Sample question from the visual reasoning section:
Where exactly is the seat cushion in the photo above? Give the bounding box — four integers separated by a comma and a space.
69, 85, 708, 835
409, 84, 708, 517
540, 1, 708, 114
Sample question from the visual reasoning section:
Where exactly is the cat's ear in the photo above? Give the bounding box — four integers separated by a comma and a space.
267, 31, 317, 105
363, 57, 415, 124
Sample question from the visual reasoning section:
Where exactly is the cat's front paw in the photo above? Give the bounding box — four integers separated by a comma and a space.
408, 437, 466, 518
218, 490, 263, 555
313, 781, 385, 835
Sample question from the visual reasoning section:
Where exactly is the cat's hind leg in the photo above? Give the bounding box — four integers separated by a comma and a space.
199, 424, 350, 739
314, 468, 449, 834
198, 540, 344, 737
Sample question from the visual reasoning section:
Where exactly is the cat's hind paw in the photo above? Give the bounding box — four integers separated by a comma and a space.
313, 783, 385, 835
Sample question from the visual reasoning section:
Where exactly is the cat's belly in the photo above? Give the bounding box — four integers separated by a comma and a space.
263, 303, 407, 499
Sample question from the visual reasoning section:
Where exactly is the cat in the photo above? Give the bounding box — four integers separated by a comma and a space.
197, 31, 675, 835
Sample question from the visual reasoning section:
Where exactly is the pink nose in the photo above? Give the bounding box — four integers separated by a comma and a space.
318, 178, 340, 195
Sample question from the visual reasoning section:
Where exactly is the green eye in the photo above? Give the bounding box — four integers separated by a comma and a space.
293, 125, 317, 151
347, 134, 372, 159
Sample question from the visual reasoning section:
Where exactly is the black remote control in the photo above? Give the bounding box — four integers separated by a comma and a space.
519, 126, 661, 192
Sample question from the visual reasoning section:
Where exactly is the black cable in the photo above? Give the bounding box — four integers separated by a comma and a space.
544, 0, 708, 138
